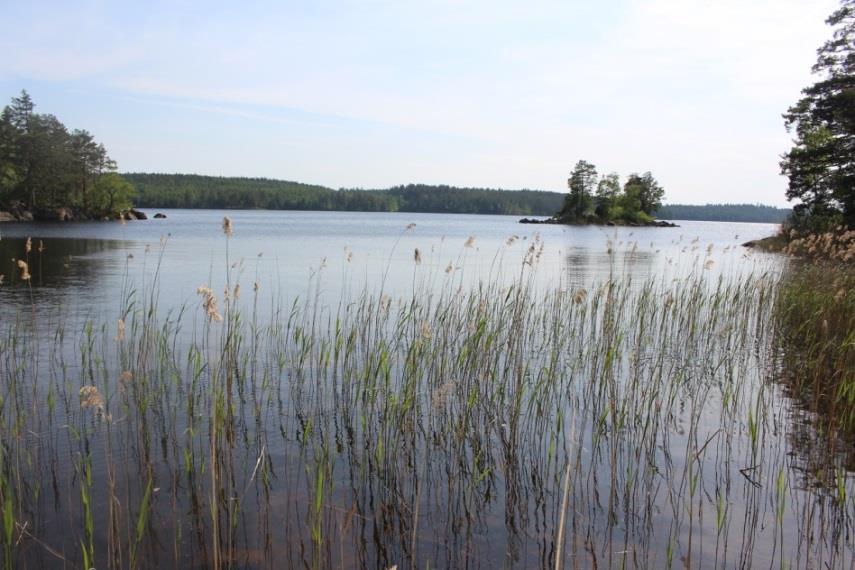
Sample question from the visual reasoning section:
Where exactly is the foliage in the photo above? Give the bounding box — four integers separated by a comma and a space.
624, 172, 664, 216
126, 173, 568, 215
0, 90, 133, 218
556, 160, 665, 224
655, 203, 791, 223
781, 0, 855, 231
93, 173, 135, 214
129, 174, 794, 224
560, 160, 597, 221
594, 172, 621, 219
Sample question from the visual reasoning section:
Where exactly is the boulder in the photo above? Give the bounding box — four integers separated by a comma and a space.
153, 212, 167, 219
129, 209, 148, 220
0, 201, 34, 221
56, 207, 74, 221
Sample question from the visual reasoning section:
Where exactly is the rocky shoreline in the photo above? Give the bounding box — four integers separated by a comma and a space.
519, 216, 678, 228
0, 202, 157, 222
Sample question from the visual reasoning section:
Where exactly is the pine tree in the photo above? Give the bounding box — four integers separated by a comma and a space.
781, 0, 855, 230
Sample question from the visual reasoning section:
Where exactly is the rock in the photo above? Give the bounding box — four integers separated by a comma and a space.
0, 201, 34, 222
741, 235, 787, 252
519, 217, 559, 224
519, 216, 679, 228
129, 209, 148, 220
153, 212, 167, 219
56, 207, 74, 221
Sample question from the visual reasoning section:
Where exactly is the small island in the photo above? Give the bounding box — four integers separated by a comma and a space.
520, 159, 677, 227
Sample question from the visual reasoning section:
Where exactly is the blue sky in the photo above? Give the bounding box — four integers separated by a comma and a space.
0, 0, 839, 205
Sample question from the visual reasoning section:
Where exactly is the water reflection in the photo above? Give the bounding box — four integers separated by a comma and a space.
6, 211, 844, 569
0, 237, 131, 287
0, 237, 137, 322
563, 246, 658, 286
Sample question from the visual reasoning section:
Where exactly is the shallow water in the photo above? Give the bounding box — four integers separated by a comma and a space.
2, 211, 852, 569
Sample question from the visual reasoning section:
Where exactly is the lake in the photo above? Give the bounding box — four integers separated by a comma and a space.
0, 209, 781, 315
1, 210, 852, 569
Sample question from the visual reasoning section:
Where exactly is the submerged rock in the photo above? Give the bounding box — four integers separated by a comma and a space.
153, 212, 167, 219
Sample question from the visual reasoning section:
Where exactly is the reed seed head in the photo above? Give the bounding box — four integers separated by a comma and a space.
197, 286, 223, 322
222, 216, 234, 237
79, 385, 105, 413
16, 260, 30, 281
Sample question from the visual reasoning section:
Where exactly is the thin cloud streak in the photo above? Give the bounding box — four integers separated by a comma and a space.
0, 0, 840, 204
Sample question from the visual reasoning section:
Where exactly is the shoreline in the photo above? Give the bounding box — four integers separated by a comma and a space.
519, 216, 679, 228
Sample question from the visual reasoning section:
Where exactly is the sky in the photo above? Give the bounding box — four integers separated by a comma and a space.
0, 0, 841, 205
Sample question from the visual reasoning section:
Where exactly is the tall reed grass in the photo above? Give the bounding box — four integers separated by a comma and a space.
0, 222, 851, 569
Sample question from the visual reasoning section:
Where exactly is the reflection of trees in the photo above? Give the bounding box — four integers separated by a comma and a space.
0, 237, 132, 311
563, 245, 656, 287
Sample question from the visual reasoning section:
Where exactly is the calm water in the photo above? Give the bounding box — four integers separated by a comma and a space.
0, 209, 781, 315
3, 210, 853, 569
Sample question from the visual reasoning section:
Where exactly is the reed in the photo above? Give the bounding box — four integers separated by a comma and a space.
0, 224, 851, 568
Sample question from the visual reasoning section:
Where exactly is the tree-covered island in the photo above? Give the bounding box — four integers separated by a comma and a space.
520, 159, 677, 227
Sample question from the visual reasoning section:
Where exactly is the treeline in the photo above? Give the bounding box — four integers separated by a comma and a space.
0, 90, 133, 219
127, 172, 793, 223
126, 173, 566, 215
656, 204, 791, 223
126, 173, 340, 210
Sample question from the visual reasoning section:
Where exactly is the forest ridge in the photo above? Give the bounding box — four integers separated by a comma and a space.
124, 173, 791, 223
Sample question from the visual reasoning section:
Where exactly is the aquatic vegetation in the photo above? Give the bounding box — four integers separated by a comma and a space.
0, 226, 852, 569
774, 261, 855, 446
